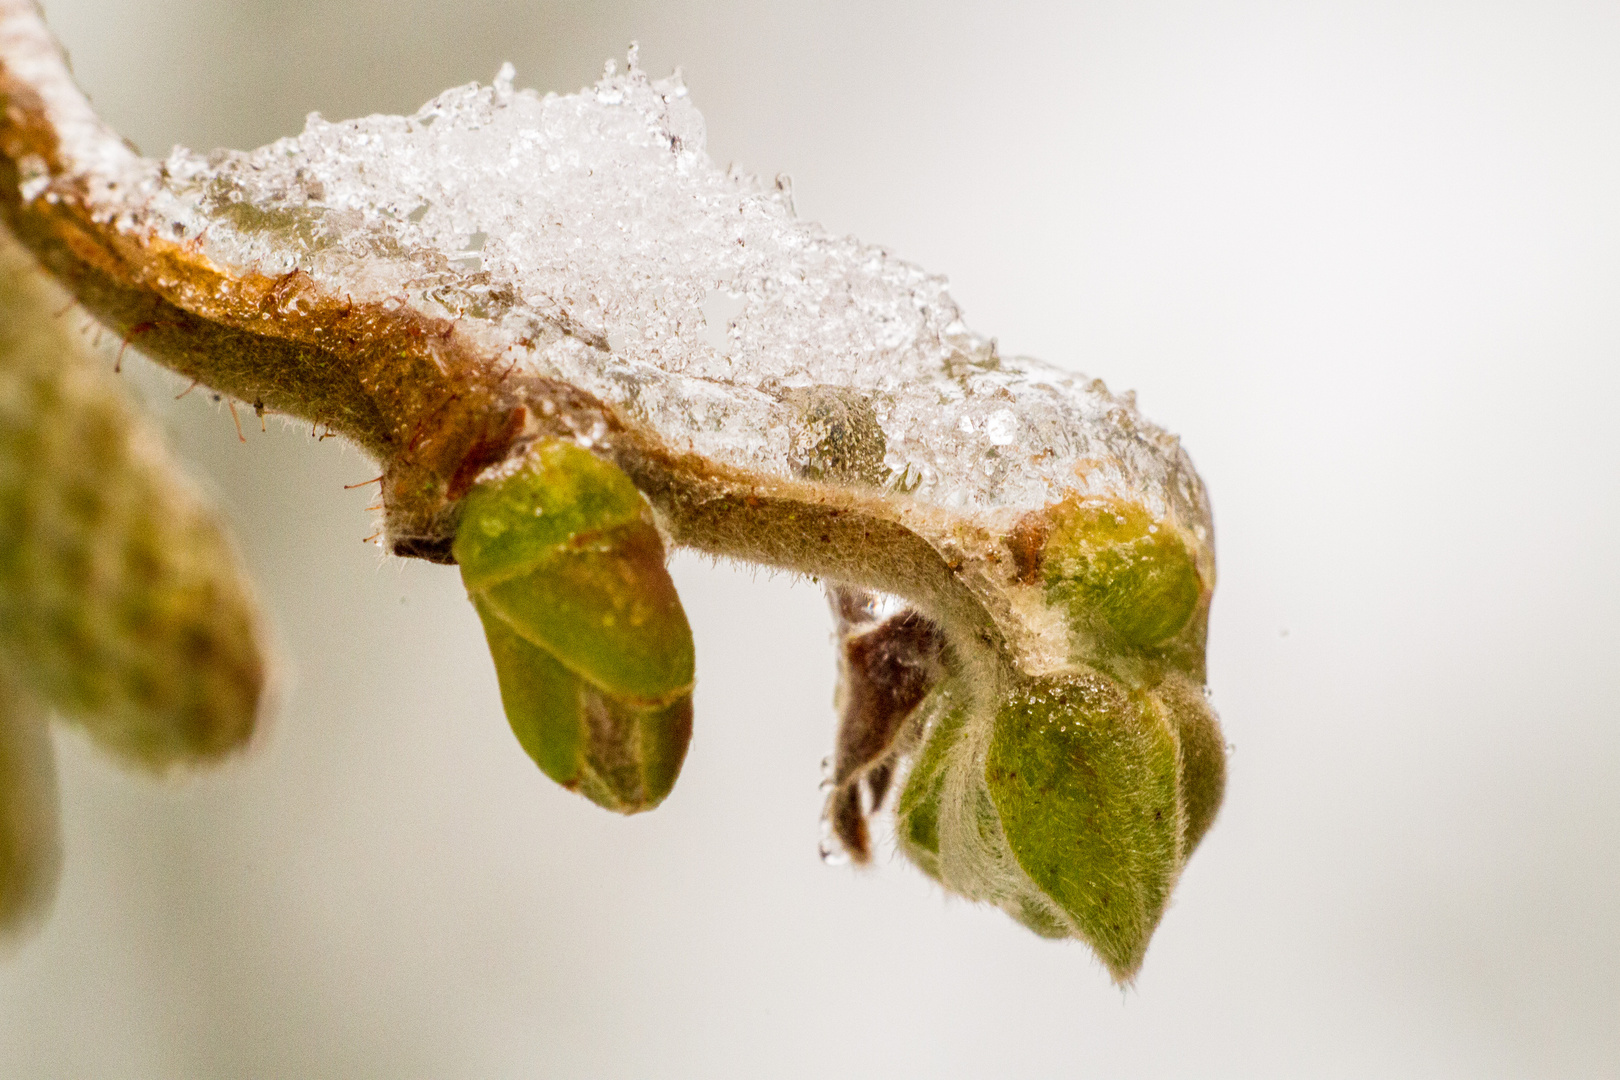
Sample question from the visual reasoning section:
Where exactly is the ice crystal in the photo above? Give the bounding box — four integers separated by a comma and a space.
98, 53, 1207, 537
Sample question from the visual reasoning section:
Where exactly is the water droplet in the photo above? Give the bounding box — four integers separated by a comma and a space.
817, 816, 849, 865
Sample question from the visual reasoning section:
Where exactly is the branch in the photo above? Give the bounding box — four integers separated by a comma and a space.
0, 1, 1223, 980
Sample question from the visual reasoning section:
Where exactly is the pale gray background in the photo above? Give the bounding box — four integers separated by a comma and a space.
2, 0, 1618, 1076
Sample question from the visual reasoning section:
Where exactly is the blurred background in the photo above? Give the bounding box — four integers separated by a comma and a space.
3, 0, 1619, 1075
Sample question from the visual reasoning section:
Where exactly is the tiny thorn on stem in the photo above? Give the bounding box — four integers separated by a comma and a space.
343, 475, 385, 490
226, 399, 247, 442
175, 379, 200, 400
117, 320, 165, 372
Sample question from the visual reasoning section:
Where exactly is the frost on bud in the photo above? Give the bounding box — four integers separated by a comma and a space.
895, 669, 1225, 982
0, 233, 267, 769
0, 667, 61, 942
455, 439, 695, 813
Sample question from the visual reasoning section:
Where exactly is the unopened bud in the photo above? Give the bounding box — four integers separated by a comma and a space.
0, 232, 266, 769
986, 672, 1183, 980
894, 667, 1225, 983
1144, 674, 1227, 857
1038, 498, 1204, 649
892, 695, 965, 883
0, 667, 61, 942
455, 439, 694, 813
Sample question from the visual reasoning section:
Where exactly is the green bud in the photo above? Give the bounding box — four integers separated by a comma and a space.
893, 668, 1225, 983
455, 439, 695, 813
454, 440, 650, 590
0, 232, 267, 769
987, 673, 1182, 980
893, 692, 966, 882
1145, 674, 1227, 858
1041, 499, 1203, 649
472, 596, 690, 813
0, 667, 61, 942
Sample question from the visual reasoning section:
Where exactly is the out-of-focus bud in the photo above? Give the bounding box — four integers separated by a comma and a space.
454, 439, 694, 813
0, 667, 61, 942
894, 668, 1225, 983
0, 232, 267, 770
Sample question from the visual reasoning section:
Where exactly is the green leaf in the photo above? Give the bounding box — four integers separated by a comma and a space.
472, 597, 588, 786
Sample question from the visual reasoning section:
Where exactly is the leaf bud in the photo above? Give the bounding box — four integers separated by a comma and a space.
895, 667, 1226, 982
455, 439, 694, 813
0, 233, 267, 769
1037, 498, 1205, 650
0, 668, 61, 942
